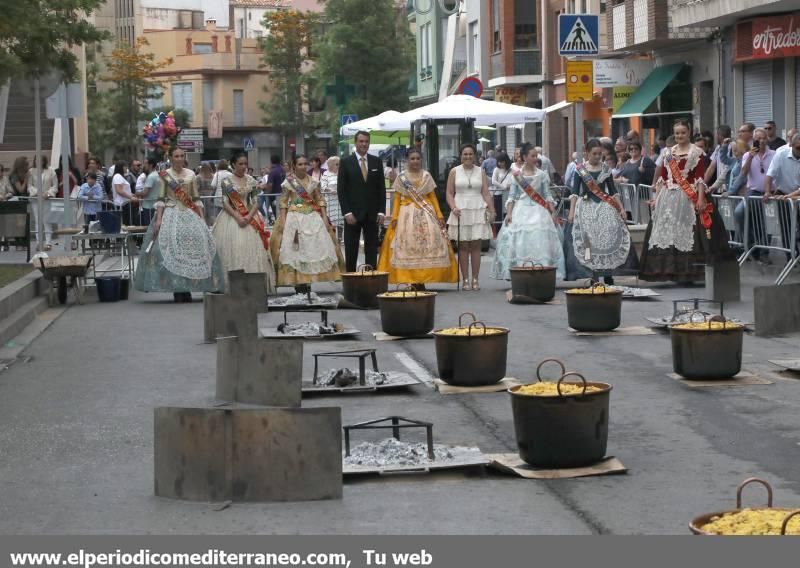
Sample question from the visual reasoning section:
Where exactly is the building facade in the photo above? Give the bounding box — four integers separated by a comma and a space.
144, 20, 281, 168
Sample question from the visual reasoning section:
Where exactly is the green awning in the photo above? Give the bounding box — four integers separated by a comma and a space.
613, 63, 686, 118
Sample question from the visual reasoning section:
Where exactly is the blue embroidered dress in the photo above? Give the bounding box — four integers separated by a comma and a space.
491, 168, 565, 280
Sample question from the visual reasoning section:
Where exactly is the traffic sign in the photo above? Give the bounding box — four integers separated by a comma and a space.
459, 76, 484, 98
566, 61, 594, 102
559, 14, 599, 56
243, 137, 256, 151
341, 114, 359, 126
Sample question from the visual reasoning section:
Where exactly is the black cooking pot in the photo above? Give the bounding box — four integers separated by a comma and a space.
341, 264, 389, 309
566, 285, 623, 331
671, 314, 743, 379
510, 261, 557, 302
509, 360, 611, 468
377, 287, 437, 337
433, 312, 509, 387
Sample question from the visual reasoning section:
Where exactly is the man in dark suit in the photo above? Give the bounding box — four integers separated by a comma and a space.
337, 131, 386, 272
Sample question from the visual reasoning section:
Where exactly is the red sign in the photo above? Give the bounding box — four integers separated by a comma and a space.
459, 77, 483, 98
736, 14, 800, 61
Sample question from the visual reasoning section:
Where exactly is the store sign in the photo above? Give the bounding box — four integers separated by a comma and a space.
593, 59, 654, 87
177, 128, 204, 153
495, 87, 527, 105
612, 87, 636, 112
736, 14, 800, 61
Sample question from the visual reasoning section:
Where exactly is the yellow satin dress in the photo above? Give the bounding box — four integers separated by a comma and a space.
377, 171, 458, 284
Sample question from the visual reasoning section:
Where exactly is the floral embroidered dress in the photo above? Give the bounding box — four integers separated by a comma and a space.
211, 173, 276, 293
491, 168, 564, 280
377, 170, 458, 284
270, 176, 344, 286
134, 167, 224, 293
639, 145, 732, 281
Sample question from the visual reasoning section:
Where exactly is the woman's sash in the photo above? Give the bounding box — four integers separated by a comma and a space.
286, 176, 323, 214
575, 164, 623, 214
160, 171, 202, 218
397, 173, 448, 241
511, 171, 552, 211
664, 152, 713, 238
222, 178, 270, 251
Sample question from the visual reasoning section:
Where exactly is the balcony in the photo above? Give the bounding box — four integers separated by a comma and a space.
608, 0, 713, 52
514, 50, 541, 76
671, 0, 798, 29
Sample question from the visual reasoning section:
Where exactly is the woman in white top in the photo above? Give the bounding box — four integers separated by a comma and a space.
112, 161, 139, 226
490, 152, 513, 230
320, 156, 342, 241
211, 159, 233, 213
446, 143, 495, 291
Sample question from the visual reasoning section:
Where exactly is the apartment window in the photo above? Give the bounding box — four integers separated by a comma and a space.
514, 0, 536, 50
420, 23, 432, 77
492, 0, 501, 52
147, 89, 164, 111
580, 0, 587, 12
468, 21, 479, 74
567, 0, 575, 13
203, 81, 214, 124
600, 0, 607, 13
193, 43, 213, 54
172, 82, 193, 120
233, 90, 244, 127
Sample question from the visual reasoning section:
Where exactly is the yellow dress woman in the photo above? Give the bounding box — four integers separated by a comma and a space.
378, 148, 458, 285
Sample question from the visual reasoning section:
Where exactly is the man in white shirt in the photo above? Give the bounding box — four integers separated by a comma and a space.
534, 146, 556, 182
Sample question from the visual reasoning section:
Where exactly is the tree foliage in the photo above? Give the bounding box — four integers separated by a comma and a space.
0, 0, 108, 82
258, 10, 320, 145
313, 0, 415, 142
88, 37, 173, 158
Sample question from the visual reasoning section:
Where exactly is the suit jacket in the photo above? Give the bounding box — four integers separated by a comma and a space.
337, 152, 386, 222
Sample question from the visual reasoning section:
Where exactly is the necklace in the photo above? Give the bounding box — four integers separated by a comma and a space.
464, 166, 476, 189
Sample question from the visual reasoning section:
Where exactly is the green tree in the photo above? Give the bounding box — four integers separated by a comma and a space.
258, 10, 320, 153
313, 0, 415, 142
0, 0, 108, 82
88, 37, 173, 158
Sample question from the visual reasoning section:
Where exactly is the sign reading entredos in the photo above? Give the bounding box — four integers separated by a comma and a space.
736, 14, 800, 61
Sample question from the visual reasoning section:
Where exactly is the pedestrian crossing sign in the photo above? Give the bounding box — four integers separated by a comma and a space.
559, 14, 599, 56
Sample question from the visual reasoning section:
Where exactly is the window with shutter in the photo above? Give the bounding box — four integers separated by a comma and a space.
203, 82, 214, 125
743, 62, 772, 126
233, 90, 244, 127
795, 58, 800, 129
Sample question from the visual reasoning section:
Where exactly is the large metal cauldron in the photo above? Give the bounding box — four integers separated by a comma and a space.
433, 312, 509, 387
566, 285, 623, 332
508, 359, 611, 468
341, 264, 389, 309
510, 262, 557, 302
671, 314, 743, 379
377, 287, 437, 337
689, 478, 800, 535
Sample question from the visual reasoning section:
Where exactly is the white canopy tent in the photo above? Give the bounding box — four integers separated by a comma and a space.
338, 95, 545, 136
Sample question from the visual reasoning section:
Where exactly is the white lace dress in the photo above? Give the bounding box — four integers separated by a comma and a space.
446, 165, 492, 242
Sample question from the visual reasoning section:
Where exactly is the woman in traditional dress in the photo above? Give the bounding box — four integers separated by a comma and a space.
491, 143, 564, 280
134, 147, 224, 302
269, 155, 344, 289
377, 148, 458, 286
639, 119, 732, 282
566, 138, 636, 284
446, 144, 495, 291
212, 150, 276, 293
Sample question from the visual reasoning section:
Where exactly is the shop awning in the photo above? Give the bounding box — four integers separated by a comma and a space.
613, 63, 685, 118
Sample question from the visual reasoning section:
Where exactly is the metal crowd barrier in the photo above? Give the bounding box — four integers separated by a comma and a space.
739, 196, 797, 273
712, 195, 747, 253
635, 184, 654, 225
617, 182, 637, 224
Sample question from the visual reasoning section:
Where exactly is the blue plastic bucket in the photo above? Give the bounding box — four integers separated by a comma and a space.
97, 211, 122, 234
96, 276, 121, 302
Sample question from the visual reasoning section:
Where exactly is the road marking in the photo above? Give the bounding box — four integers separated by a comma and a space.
395, 351, 435, 388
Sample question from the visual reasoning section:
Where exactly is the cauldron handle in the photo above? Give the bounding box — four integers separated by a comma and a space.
736, 477, 773, 509
557, 372, 588, 397
536, 358, 566, 382
398, 284, 417, 298
358, 264, 374, 274
781, 511, 800, 535
467, 322, 487, 337
708, 314, 729, 330
458, 312, 477, 328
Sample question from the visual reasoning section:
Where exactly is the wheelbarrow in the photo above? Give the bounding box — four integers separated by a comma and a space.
37, 256, 94, 305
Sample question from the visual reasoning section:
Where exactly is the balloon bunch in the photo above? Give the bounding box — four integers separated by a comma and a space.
142, 111, 181, 155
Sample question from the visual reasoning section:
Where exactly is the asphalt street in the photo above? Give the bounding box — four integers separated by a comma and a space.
1, 255, 799, 534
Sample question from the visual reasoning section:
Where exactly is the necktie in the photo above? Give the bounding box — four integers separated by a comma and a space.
360, 157, 367, 181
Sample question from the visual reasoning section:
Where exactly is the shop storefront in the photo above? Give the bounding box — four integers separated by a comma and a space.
734, 13, 800, 131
